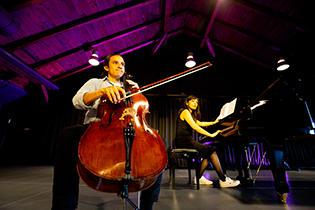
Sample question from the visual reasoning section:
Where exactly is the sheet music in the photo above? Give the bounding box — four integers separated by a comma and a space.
216, 98, 237, 120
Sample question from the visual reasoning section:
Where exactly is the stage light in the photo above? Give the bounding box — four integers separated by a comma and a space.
185, 52, 196, 68
89, 50, 99, 66
277, 56, 289, 71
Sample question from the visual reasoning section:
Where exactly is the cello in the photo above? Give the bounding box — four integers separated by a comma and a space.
76, 62, 212, 198
77, 88, 167, 193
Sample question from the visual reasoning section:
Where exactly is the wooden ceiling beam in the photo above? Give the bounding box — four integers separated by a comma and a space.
205, 36, 216, 57
50, 39, 156, 82
214, 19, 302, 60
151, 33, 167, 55
3, 0, 158, 52
182, 27, 274, 70
232, 0, 308, 33
149, 0, 172, 56
0, 47, 58, 90
5, 0, 49, 12
214, 19, 281, 51
30, 7, 189, 69
30, 18, 163, 69
5, 0, 300, 83
212, 41, 275, 70
200, 0, 222, 49
197, 0, 307, 57
50, 29, 185, 82
163, 0, 171, 34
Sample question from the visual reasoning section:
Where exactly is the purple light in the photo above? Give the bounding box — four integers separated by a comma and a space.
120, 41, 154, 55
204, 173, 211, 180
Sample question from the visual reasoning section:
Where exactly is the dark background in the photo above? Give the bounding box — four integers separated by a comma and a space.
0, 36, 314, 166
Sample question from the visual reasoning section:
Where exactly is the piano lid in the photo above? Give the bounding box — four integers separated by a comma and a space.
256, 75, 306, 102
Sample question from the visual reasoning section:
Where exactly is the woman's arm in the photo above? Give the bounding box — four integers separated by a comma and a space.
181, 110, 220, 138
196, 119, 219, 127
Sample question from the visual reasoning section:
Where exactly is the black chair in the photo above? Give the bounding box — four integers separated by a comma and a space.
169, 146, 201, 190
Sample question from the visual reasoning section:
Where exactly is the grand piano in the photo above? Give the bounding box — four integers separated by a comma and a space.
200, 76, 314, 203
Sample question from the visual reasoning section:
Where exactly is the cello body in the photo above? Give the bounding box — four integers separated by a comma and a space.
77, 92, 167, 193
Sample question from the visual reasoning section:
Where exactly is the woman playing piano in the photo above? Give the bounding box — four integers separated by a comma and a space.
175, 95, 240, 187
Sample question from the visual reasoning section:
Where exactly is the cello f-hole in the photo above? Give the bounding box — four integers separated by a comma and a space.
101, 112, 117, 128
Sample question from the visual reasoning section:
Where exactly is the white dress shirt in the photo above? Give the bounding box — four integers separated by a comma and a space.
72, 76, 122, 125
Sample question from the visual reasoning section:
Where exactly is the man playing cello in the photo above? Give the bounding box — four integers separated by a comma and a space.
51, 53, 163, 210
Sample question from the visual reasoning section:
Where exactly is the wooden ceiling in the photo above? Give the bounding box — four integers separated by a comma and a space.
0, 0, 313, 104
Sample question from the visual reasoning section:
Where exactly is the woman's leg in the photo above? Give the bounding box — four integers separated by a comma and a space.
210, 152, 240, 187
198, 158, 209, 179
190, 142, 222, 180
209, 152, 225, 181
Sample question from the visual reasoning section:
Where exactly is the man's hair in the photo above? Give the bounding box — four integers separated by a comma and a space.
100, 53, 121, 78
100, 53, 131, 92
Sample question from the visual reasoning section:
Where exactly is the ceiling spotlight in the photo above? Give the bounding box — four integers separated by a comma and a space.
277, 56, 289, 71
89, 50, 99, 66
185, 52, 196, 68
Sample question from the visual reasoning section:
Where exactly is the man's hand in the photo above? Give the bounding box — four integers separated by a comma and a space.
99, 86, 126, 104
126, 80, 139, 89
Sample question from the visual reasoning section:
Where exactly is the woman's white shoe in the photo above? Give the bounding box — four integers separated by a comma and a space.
195, 176, 213, 185
219, 176, 240, 188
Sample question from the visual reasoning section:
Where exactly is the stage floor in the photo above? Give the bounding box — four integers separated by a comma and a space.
0, 166, 315, 210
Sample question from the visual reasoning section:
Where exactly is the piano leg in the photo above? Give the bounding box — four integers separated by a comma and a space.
235, 146, 254, 186
213, 143, 225, 173
265, 143, 290, 203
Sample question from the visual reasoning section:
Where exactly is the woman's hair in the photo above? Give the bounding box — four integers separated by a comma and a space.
178, 95, 201, 121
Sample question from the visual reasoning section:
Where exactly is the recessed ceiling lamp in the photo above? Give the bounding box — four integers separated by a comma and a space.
277, 56, 290, 71
0, 5, 20, 36
185, 52, 196, 68
88, 50, 99, 66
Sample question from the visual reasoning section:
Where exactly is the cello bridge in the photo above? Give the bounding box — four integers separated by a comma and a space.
119, 108, 136, 121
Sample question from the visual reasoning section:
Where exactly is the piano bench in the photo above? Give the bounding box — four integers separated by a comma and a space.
169, 148, 201, 190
